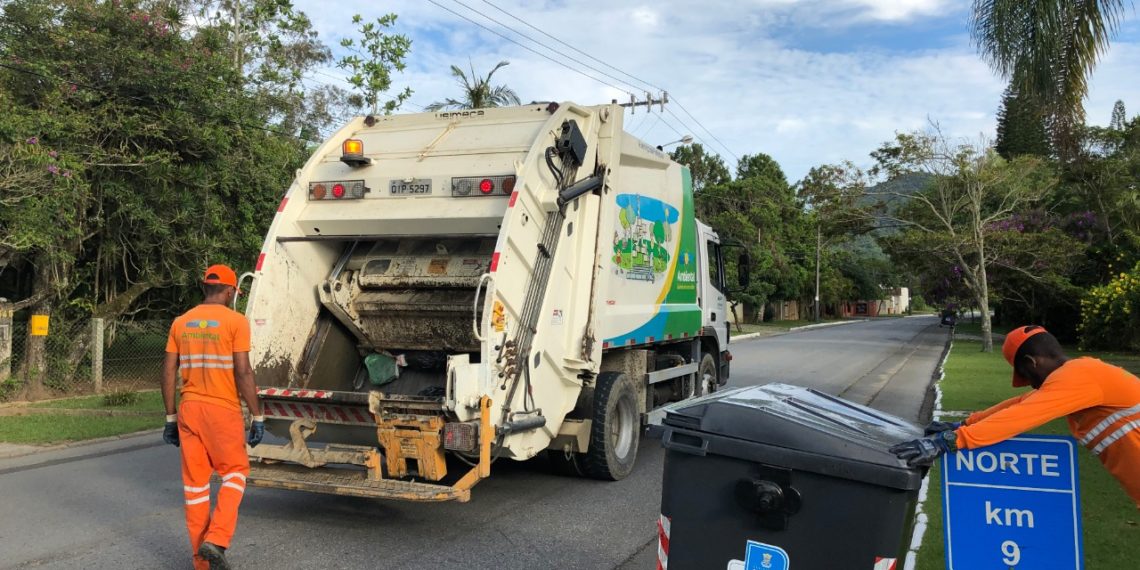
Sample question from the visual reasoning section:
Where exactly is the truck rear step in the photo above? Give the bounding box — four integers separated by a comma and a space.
248, 463, 472, 502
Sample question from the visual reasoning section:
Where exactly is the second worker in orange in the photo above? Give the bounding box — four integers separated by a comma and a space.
161, 264, 265, 570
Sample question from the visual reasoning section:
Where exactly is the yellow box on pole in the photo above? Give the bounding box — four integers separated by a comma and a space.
30, 314, 50, 336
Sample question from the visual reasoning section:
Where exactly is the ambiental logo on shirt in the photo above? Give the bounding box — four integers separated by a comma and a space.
182, 319, 221, 341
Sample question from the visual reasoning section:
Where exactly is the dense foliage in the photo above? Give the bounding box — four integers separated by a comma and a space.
0, 0, 411, 396
1080, 261, 1140, 351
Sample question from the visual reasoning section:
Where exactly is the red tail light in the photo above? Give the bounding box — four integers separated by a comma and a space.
309, 180, 366, 200
451, 175, 515, 198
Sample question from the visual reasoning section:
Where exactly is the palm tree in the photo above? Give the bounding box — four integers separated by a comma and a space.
970, 1, 1130, 156
425, 60, 521, 111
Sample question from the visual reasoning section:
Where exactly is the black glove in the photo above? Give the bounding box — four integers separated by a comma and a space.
890, 431, 957, 467
247, 418, 265, 448
923, 420, 961, 436
163, 421, 180, 447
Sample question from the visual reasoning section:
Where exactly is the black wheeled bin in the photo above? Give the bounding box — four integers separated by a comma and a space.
654, 383, 925, 570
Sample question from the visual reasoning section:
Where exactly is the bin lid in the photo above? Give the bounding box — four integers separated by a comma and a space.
662, 383, 924, 488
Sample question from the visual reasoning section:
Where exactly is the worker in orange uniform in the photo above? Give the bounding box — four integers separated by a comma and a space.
161, 265, 265, 570
891, 325, 1140, 507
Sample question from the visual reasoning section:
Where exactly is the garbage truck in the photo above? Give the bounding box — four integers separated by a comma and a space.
241, 101, 748, 502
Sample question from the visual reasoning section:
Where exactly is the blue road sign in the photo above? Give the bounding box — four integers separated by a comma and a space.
743, 540, 789, 570
943, 435, 1083, 570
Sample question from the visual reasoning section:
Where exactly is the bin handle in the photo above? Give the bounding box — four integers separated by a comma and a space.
663, 430, 709, 456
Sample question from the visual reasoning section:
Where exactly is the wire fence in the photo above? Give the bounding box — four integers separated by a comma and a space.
0, 314, 168, 401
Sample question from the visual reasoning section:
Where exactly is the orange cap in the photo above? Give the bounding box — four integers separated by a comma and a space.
202, 264, 238, 288
1002, 325, 1047, 387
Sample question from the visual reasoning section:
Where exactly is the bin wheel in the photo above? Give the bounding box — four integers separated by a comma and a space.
698, 352, 718, 396
582, 371, 639, 481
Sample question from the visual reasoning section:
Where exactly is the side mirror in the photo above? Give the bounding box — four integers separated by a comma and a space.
738, 252, 751, 289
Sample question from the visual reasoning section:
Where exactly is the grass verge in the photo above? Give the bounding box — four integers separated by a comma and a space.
915, 341, 1140, 569
29, 390, 163, 411
1, 390, 162, 445
0, 414, 158, 445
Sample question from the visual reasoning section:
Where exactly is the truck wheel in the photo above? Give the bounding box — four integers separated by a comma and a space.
698, 352, 718, 396
582, 372, 639, 481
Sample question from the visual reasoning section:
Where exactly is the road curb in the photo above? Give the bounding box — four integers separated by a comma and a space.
729, 319, 869, 341
788, 319, 866, 332
729, 330, 789, 342
903, 332, 954, 570
0, 428, 162, 460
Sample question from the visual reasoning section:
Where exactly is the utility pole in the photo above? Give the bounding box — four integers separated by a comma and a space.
616, 92, 668, 114
814, 224, 821, 323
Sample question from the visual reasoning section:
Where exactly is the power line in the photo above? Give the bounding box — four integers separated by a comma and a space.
629, 111, 655, 137
444, 1, 741, 162
669, 100, 740, 162
475, 0, 655, 94
481, 0, 665, 94
426, 0, 636, 97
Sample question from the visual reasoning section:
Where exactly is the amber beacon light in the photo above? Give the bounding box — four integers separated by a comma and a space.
340, 139, 371, 167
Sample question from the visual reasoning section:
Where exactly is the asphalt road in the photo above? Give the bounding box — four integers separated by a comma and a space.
0, 316, 947, 570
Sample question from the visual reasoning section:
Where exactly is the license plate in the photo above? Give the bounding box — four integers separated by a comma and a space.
389, 179, 432, 195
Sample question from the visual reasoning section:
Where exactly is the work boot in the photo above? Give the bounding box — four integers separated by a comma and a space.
198, 542, 232, 570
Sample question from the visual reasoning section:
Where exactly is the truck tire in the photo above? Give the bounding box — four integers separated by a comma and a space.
698, 352, 718, 396
582, 371, 639, 481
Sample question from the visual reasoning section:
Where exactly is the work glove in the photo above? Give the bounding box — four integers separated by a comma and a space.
247, 416, 265, 448
163, 418, 179, 447
889, 431, 957, 468
923, 420, 961, 436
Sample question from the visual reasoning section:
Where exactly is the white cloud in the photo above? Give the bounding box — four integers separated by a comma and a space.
291, 1, 1140, 181
846, 0, 955, 22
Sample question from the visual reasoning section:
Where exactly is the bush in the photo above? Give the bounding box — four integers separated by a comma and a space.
1079, 260, 1140, 351
102, 390, 141, 407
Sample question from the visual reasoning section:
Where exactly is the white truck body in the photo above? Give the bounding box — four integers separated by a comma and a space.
242, 102, 739, 502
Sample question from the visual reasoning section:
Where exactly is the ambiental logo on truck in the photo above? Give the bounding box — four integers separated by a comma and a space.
612, 194, 679, 284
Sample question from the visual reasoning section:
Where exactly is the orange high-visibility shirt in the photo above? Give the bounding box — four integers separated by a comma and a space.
165, 304, 251, 412
956, 357, 1140, 506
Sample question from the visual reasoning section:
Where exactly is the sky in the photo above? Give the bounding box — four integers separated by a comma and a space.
292, 0, 1140, 182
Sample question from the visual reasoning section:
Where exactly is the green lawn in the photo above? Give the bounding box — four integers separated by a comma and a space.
29, 390, 164, 411
0, 414, 159, 444
950, 320, 1013, 338
1, 390, 163, 445
916, 341, 1140, 569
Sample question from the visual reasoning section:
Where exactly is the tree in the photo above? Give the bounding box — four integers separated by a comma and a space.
0, 0, 309, 397
995, 82, 1053, 160
870, 131, 1057, 351
970, 0, 1130, 157
797, 163, 881, 320
736, 153, 787, 185
670, 143, 730, 193
697, 153, 809, 323
1110, 100, 1127, 131
193, 0, 351, 139
425, 60, 520, 111
338, 13, 413, 116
